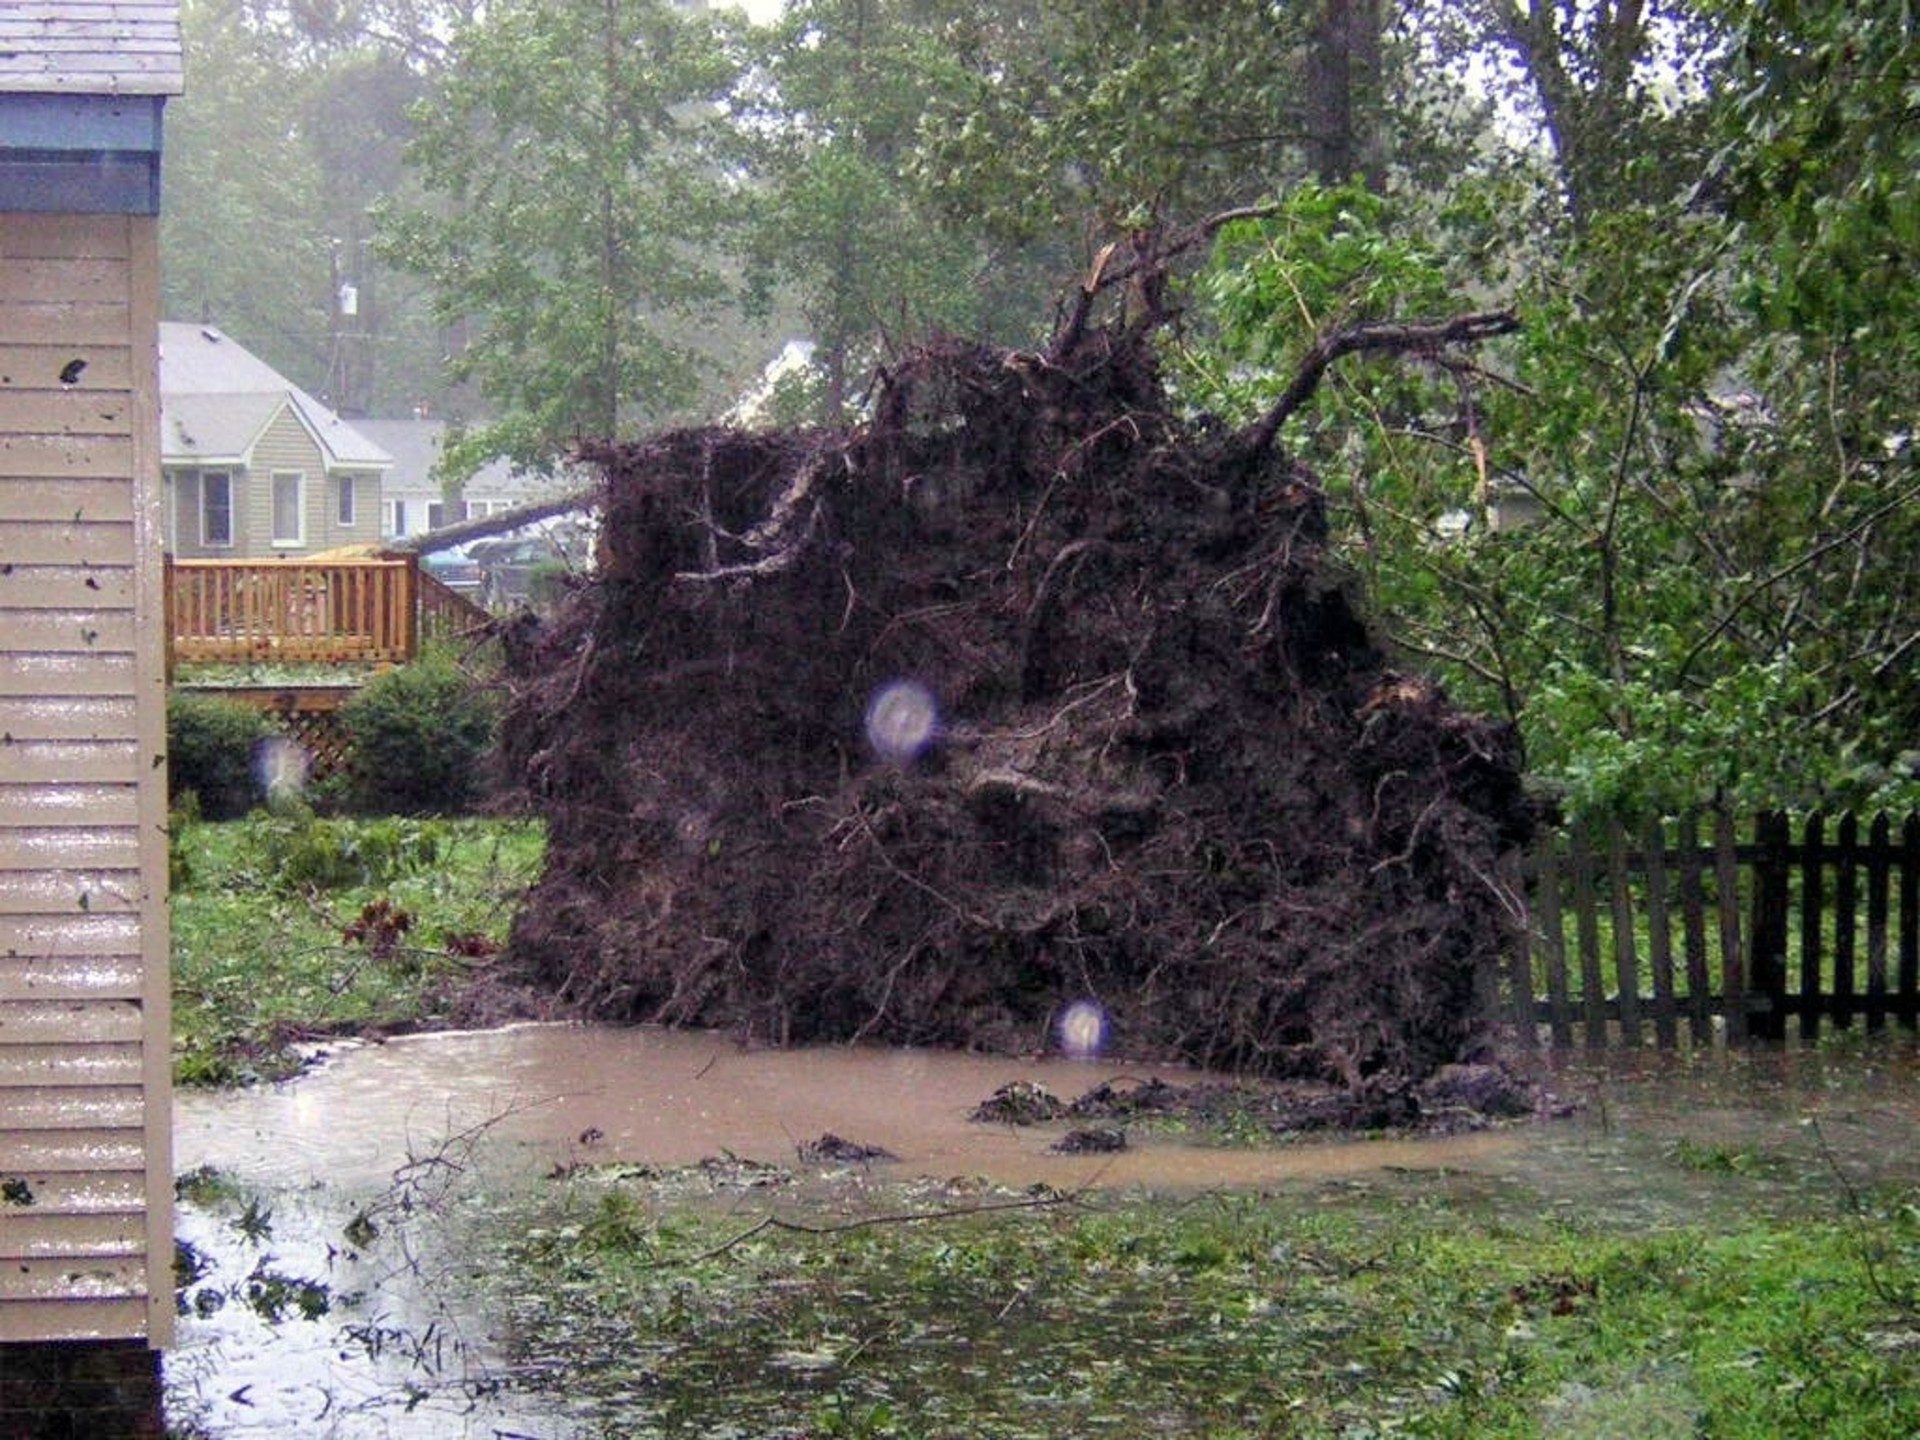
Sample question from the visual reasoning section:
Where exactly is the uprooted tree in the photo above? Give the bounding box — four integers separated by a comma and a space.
497, 226, 1535, 1089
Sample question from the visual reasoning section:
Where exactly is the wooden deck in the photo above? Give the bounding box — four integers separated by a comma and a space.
165, 554, 489, 673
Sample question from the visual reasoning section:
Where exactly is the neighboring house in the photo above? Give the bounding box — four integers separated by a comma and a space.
353, 417, 578, 540
0, 2, 180, 1427
159, 322, 390, 558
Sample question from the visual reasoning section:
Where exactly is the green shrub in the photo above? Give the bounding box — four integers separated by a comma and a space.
337, 656, 497, 814
167, 694, 274, 820
243, 810, 446, 892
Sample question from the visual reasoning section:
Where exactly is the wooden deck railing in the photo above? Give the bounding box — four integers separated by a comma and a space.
417, 569, 492, 643
165, 555, 490, 671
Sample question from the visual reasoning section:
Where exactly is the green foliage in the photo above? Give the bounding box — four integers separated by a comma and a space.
170, 816, 545, 1084
167, 693, 275, 821
736, 2, 1061, 421
485, 1154, 1920, 1437
336, 656, 497, 815
377, 0, 745, 467
162, 0, 447, 413
1180, 161, 1919, 822
908, 2, 1334, 242
244, 810, 444, 893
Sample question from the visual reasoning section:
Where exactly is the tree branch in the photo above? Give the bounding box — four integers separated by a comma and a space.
1048, 205, 1286, 361
1241, 310, 1521, 457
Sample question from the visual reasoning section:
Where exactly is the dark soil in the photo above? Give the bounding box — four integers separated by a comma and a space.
798, 1133, 900, 1165
497, 271, 1533, 1089
975, 1063, 1557, 1142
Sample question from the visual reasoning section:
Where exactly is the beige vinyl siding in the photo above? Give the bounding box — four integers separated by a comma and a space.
326, 468, 379, 551
0, 212, 171, 1345
246, 407, 322, 555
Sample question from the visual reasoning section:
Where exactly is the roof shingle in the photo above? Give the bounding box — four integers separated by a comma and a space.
0, 3, 184, 97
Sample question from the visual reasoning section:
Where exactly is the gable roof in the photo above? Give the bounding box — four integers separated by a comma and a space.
0, 2, 184, 96
352, 417, 578, 501
159, 323, 390, 471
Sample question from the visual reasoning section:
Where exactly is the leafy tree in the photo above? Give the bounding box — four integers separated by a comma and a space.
739, 0, 1064, 421
1183, 138, 1916, 821
377, 0, 744, 473
1416, 0, 1726, 227
162, 0, 456, 414
909, 1, 1366, 244
162, 0, 331, 380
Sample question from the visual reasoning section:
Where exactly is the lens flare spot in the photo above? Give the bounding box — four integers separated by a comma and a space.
1057, 999, 1110, 1060
864, 681, 939, 763
252, 736, 311, 801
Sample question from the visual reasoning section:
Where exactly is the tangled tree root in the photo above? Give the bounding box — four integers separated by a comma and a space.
499, 255, 1532, 1089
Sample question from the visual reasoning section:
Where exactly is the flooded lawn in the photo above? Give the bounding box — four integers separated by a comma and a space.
166, 1026, 1920, 1438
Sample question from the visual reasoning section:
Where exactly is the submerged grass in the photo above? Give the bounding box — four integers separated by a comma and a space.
479, 1156, 1920, 1439
170, 813, 545, 1084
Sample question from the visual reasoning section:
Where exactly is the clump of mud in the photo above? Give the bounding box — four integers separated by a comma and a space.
499, 269, 1532, 1090
975, 1064, 1553, 1141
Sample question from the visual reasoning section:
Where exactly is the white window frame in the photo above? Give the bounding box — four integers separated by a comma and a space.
383, 497, 408, 538
199, 469, 234, 548
271, 470, 306, 548
337, 474, 357, 528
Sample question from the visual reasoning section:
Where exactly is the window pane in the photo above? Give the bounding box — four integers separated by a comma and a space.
273, 472, 304, 544
338, 475, 356, 527
202, 472, 232, 546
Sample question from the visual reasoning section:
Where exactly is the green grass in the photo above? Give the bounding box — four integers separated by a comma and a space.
475, 1164, 1920, 1439
169, 812, 545, 1084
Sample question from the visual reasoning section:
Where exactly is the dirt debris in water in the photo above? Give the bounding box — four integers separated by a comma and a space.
974, 1063, 1555, 1142
499, 233, 1533, 1092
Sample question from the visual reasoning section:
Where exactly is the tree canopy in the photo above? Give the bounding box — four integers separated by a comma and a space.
156, 0, 1918, 817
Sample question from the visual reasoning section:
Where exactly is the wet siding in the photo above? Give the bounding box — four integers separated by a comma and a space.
247, 406, 324, 551
0, 212, 171, 1345
247, 406, 383, 555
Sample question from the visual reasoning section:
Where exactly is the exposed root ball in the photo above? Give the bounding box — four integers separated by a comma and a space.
500, 323, 1532, 1087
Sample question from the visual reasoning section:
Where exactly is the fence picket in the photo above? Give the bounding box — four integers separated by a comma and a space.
1570, 829, 1605, 1048
1641, 815, 1677, 1048
1714, 811, 1747, 1042
1799, 813, 1824, 1040
1749, 812, 1790, 1040
1902, 814, 1918, 1031
1536, 840, 1572, 1048
1834, 814, 1859, 1028
1677, 812, 1712, 1043
1607, 823, 1642, 1047
1501, 853, 1536, 1048
1867, 813, 1891, 1032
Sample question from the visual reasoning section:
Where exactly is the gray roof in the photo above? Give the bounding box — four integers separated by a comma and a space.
159, 323, 390, 470
0, 2, 184, 96
352, 417, 574, 499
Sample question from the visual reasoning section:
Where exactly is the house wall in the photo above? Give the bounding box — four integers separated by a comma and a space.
244, 408, 322, 553
239, 409, 380, 556
163, 467, 236, 559
0, 212, 172, 1348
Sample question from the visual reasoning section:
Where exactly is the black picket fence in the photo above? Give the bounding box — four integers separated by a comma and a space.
1501, 811, 1920, 1050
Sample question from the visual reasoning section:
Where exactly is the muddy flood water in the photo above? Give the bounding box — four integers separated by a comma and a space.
166, 1024, 1920, 1438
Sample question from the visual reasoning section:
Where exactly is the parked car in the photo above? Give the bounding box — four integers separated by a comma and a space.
471, 531, 582, 607
421, 543, 485, 594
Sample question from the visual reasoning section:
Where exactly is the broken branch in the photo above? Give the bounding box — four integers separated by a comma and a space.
1242, 310, 1522, 457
